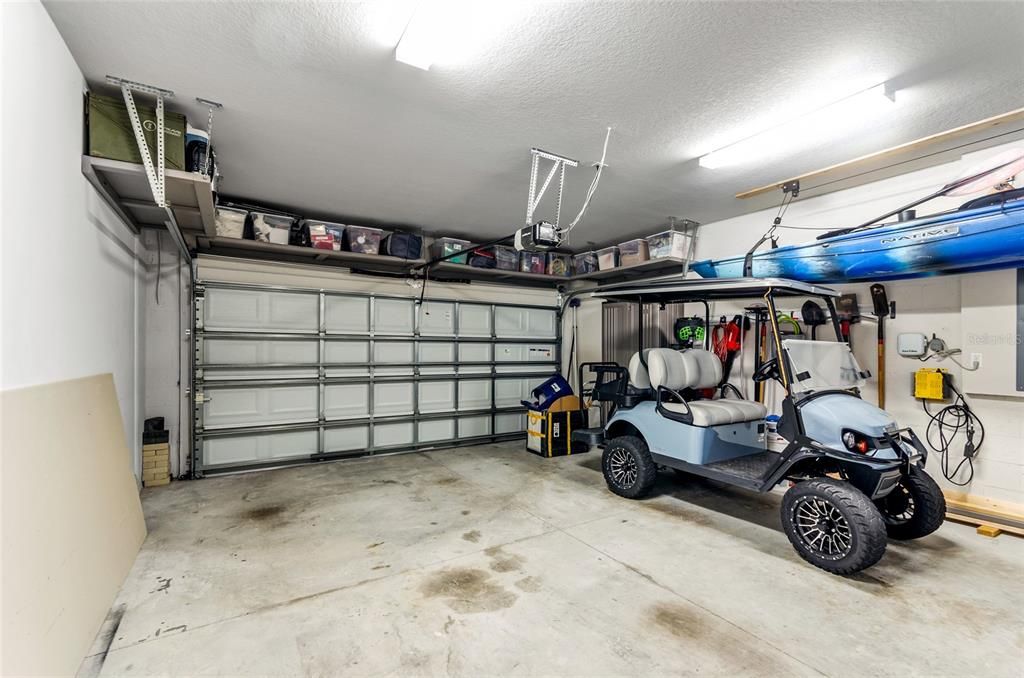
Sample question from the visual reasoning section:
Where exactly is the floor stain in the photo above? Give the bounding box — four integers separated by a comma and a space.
485, 546, 524, 573
242, 505, 286, 523
420, 567, 517, 613
367, 541, 385, 549
514, 575, 542, 593
371, 564, 391, 571
461, 510, 471, 515
436, 477, 460, 486
461, 530, 482, 543
651, 601, 708, 640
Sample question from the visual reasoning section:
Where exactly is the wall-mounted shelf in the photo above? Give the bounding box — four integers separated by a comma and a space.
428, 261, 571, 287
193, 235, 691, 288
581, 257, 689, 281
196, 236, 424, 273
82, 155, 216, 236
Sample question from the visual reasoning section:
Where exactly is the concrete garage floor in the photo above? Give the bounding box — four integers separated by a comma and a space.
84, 442, 1023, 677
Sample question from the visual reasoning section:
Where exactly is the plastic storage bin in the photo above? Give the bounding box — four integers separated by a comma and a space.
520, 251, 546, 274
618, 238, 650, 266
469, 247, 497, 268
251, 212, 296, 245
430, 237, 470, 264
303, 220, 345, 251
494, 245, 519, 270
572, 251, 599, 275
597, 246, 620, 270
214, 206, 247, 239
547, 253, 571, 277
343, 225, 383, 254
646, 230, 690, 259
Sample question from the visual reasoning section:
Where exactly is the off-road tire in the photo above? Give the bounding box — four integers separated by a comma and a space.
781, 478, 887, 575
602, 436, 657, 499
876, 465, 946, 540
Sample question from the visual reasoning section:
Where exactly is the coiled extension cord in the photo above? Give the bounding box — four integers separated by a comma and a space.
921, 373, 984, 486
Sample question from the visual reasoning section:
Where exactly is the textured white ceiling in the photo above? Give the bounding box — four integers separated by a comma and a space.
46, 1, 1024, 248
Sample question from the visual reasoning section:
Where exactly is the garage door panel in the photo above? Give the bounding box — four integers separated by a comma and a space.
494, 343, 555, 363
374, 341, 415, 364
458, 343, 491, 363
458, 305, 491, 337
459, 416, 491, 438
419, 302, 455, 336
374, 382, 413, 415
494, 307, 556, 339
324, 426, 369, 453
203, 430, 316, 467
204, 338, 318, 365
204, 368, 318, 381
204, 385, 318, 428
375, 422, 414, 448
419, 381, 455, 413
459, 380, 492, 411
495, 413, 525, 434
374, 299, 415, 335
325, 384, 370, 419
324, 295, 369, 333
419, 419, 455, 442
420, 342, 455, 363
325, 340, 370, 364
205, 288, 318, 332
495, 378, 531, 408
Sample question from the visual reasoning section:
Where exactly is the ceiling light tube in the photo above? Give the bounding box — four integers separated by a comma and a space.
395, 1, 451, 71
699, 83, 896, 170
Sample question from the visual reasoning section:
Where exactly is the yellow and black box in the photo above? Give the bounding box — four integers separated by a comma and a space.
914, 368, 950, 401
526, 395, 590, 458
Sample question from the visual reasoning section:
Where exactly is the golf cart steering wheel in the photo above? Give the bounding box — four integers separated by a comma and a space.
753, 358, 781, 383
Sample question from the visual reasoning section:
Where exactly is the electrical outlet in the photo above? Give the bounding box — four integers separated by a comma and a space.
971, 352, 983, 369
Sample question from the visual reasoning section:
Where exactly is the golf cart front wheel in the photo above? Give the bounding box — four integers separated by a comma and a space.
875, 465, 946, 540
602, 436, 657, 499
781, 479, 887, 575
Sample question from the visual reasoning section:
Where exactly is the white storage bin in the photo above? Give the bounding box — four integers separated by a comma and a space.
214, 206, 247, 238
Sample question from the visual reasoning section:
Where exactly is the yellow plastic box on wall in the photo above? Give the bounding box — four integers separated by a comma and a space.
914, 368, 950, 400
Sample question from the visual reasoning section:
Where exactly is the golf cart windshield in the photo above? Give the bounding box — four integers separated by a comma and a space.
783, 340, 866, 392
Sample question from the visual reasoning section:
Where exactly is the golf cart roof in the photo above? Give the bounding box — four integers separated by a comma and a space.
591, 276, 840, 303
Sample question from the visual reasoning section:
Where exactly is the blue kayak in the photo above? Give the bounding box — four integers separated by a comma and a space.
691, 197, 1024, 283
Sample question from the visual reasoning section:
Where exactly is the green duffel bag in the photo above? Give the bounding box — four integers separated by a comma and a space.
87, 92, 186, 170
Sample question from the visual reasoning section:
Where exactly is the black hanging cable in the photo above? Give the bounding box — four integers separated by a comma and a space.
921, 374, 984, 486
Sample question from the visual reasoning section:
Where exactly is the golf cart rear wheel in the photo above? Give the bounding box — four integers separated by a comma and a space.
781, 479, 887, 575
875, 465, 946, 540
602, 436, 657, 499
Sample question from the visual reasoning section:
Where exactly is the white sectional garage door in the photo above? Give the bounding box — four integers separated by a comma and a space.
193, 279, 560, 474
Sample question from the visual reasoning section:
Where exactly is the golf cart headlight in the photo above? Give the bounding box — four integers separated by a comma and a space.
841, 429, 873, 454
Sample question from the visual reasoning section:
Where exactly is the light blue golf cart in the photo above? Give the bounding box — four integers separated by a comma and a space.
574, 278, 945, 574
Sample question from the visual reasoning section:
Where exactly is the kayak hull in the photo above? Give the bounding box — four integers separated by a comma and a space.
691, 199, 1024, 283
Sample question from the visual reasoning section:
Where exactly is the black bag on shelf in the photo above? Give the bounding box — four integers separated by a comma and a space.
289, 221, 310, 247
381, 231, 423, 259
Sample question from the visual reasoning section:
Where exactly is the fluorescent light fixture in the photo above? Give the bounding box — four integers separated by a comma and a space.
395, 1, 460, 71
699, 84, 896, 169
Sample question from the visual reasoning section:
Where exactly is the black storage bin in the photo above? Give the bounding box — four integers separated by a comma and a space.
382, 231, 423, 259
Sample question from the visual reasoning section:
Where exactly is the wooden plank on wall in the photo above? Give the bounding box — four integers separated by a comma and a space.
736, 107, 1024, 200
1, 374, 147, 676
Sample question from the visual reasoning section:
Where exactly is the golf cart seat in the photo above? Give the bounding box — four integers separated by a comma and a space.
627, 349, 654, 389
648, 348, 767, 426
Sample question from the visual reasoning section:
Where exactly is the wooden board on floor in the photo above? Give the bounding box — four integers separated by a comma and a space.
1, 374, 147, 676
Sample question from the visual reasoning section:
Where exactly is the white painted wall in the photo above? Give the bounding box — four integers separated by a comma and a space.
1, 0, 145, 477
691, 140, 1024, 505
